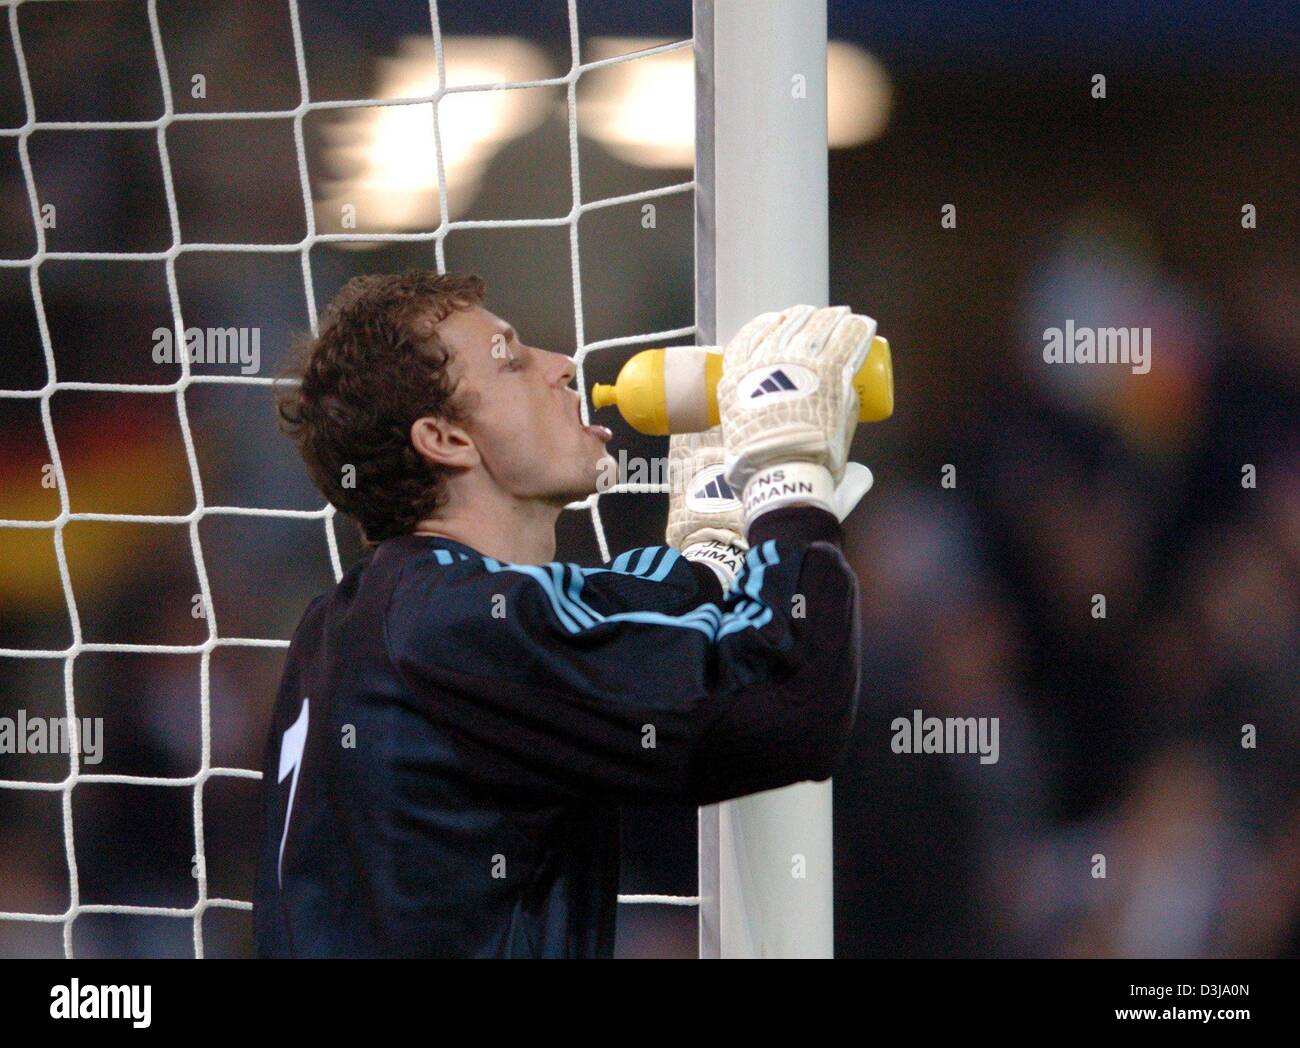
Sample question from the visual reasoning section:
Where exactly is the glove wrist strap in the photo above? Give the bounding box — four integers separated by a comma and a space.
742, 462, 836, 530
682, 540, 746, 591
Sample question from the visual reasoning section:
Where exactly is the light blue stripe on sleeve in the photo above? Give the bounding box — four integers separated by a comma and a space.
464, 542, 780, 641
479, 556, 585, 634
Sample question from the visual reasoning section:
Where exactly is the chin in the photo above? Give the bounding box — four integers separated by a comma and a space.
539, 460, 607, 506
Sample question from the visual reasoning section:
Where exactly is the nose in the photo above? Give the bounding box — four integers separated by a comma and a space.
551, 350, 577, 388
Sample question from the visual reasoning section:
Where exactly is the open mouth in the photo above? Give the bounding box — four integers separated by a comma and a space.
576, 396, 612, 442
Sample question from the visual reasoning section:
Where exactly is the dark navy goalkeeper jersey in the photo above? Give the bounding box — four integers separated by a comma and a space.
254, 506, 860, 958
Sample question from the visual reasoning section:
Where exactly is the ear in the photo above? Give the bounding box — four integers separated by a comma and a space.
410, 415, 478, 471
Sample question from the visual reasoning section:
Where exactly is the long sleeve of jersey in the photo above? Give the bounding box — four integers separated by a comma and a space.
385, 505, 861, 806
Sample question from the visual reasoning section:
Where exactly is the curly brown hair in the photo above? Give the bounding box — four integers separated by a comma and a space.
276, 270, 486, 544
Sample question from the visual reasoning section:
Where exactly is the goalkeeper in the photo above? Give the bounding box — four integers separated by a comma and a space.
254, 270, 876, 958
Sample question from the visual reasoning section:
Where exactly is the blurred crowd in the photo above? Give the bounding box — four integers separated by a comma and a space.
835, 229, 1299, 957
0, 2, 1295, 958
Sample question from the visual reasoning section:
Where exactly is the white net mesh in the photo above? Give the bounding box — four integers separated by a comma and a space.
0, 0, 698, 957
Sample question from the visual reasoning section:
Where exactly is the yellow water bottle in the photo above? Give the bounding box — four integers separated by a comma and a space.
591, 335, 893, 436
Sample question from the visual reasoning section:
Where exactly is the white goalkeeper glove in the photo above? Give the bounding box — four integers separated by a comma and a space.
666, 429, 747, 589
716, 304, 877, 530
667, 427, 875, 589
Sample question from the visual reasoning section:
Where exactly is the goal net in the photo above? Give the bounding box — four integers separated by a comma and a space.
0, 0, 830, 958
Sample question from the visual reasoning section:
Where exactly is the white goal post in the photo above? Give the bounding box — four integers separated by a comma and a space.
694, 1, 834, 958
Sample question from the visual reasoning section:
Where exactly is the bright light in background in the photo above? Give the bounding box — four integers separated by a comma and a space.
580, 39, 695, 169
579, 38, 891, 169
828, 41, 892, 148
316, 35, 892, 232
316, 36, 553, 233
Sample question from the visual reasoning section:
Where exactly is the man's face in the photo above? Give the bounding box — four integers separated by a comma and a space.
436, 305, 612, 504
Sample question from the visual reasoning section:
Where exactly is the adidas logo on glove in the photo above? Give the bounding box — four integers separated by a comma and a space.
685, 465, 741, 513
735, 364, 819, 407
